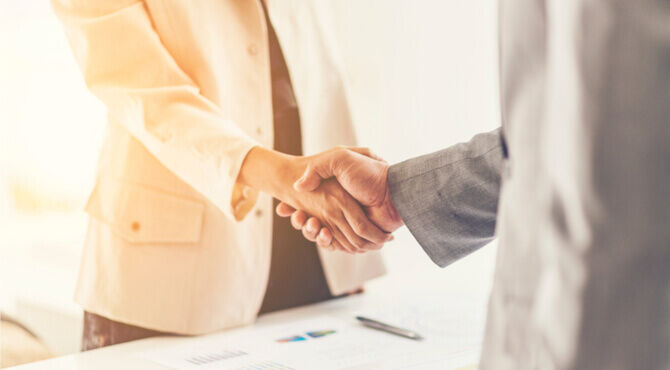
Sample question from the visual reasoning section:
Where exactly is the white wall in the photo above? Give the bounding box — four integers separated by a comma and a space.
327, 0, 501, 157
318, 0, 501, 286
0, 0, 103, 355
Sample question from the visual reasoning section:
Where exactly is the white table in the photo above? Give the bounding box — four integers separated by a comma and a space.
11, 240, 496, 370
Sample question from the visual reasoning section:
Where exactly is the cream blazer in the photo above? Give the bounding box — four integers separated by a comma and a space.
53, 0, 385, 335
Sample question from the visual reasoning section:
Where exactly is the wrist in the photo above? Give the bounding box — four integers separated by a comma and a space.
379, 165, 404, 231
237, 146, 306, 199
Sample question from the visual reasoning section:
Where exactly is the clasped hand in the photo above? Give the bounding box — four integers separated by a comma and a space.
275, 147, 404, 253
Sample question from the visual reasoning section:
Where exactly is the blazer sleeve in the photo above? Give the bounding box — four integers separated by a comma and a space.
387, 129, 504, 267
51, 0, 260, 221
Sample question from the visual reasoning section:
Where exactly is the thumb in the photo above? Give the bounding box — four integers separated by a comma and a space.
347, 147, 386, 163
294, 155, 338, 192
294, 164, 326, 192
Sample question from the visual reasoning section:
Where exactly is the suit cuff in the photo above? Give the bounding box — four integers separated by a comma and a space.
387, 162, 455, 267
387, 130, 503, 267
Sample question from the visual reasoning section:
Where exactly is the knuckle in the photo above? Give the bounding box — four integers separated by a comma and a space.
302, 230, 316, 242
353, 219, 368, 234
332, 147, 352, 161
322, 195, 337, 207
333, 194, 348, 207
290, 213, 301, 224
323, 209, 339, 221
352, 237, 365, 248
368, 242, 382, 251
351, 240, 366, 251
317, 237, 329, 248
358, 241, 373, 250
341, 241, 357, 253
291, 218, 305, 230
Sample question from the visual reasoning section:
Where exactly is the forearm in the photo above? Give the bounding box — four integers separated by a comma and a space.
388, 129, 504, 267
52, 0, 261, 221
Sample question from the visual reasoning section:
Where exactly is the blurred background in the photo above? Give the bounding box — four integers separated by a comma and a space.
0, 0, 499, 365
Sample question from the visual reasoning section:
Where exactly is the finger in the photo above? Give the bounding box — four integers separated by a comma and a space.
331, 239, 352, 254
290, 210, 308, 230
316, 228, 333, 249
347, 147, 386, 162
361, 241, 384, 251
301, 217, 321, 242
333, 210, 377, 252
276, 202, 296, 217
340, 197, 392, 245
325, 218, 359, 254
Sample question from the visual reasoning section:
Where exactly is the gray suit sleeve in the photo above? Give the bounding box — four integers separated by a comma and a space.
387, 129, 504, 267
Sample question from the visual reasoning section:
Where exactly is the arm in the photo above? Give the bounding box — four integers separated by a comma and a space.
277, 130, 504, 263
52, 0, 258, 221
387, 129, 504, 267
52, 0, 390, 251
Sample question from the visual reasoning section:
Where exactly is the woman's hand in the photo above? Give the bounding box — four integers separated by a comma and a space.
237, 146, 392, 253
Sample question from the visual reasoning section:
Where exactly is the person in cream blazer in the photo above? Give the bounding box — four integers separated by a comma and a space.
52, 0, 387, 346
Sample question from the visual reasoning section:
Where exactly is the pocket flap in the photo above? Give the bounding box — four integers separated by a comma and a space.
86, 181, 205, 244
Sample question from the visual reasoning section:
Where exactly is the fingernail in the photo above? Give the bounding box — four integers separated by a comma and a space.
387, 234, 395, 241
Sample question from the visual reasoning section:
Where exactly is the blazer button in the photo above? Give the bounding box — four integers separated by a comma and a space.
130, 221, 141, 232
255, 209, 263, 218
247, 44, 258, 56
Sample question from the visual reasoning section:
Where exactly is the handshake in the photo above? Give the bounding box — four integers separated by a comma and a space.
277, 147, 405, 253
239, 146, 404, 254
276, 147, 405, 253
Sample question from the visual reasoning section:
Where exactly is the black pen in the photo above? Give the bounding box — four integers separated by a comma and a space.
355, 316, 424, 341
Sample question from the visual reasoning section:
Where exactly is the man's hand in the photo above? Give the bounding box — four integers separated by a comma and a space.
275, 147, 404, 252
237, 146, 392, 253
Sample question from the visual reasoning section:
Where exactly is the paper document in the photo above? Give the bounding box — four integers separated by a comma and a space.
354, 298, 485, 349
141, 343, 292, 369
141, 300, 484, 370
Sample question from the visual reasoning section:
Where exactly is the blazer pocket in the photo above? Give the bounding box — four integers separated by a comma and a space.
85, 180, 205, 244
